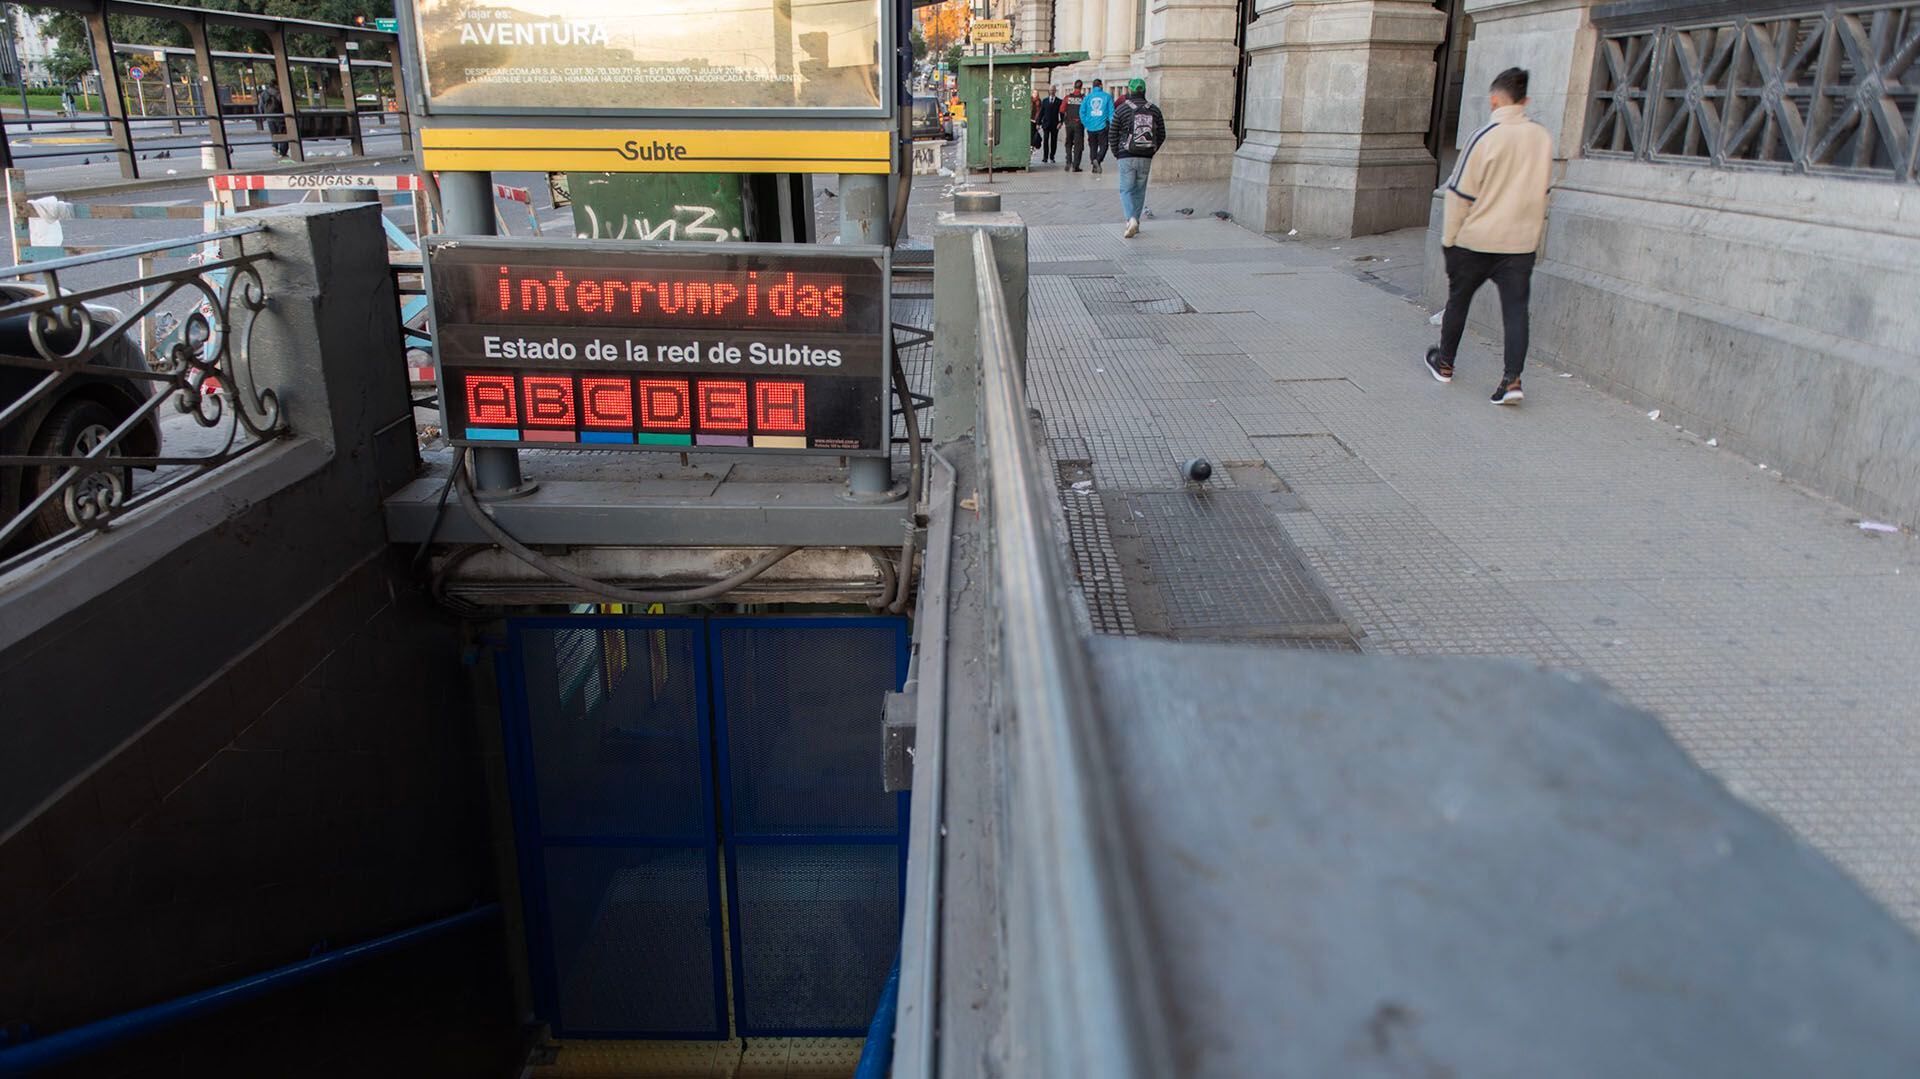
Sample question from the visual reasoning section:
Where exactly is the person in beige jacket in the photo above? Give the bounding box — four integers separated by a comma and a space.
1426, 67, 1554, 405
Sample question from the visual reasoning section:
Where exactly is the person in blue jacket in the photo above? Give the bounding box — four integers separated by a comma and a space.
1080, 78, 1115, 175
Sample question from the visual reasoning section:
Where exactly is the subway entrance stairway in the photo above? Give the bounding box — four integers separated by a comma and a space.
4, 173, 1920, 1076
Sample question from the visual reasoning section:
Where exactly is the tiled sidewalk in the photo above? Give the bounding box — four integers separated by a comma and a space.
932, 166, 1920, 928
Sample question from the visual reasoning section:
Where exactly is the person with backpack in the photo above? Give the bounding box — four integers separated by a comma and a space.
1109, 78, 1165, 239
1080, 78, 1114, 174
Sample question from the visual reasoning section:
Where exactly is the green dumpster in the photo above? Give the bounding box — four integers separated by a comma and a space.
957, 51, 1089, 172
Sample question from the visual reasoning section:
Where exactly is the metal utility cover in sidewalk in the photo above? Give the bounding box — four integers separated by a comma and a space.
1101, 489, 1358, 648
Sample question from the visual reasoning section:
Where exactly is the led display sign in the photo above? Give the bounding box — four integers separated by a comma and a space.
429, 239, 889, 455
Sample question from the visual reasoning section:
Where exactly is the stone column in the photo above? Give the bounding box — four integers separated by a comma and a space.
1081, 0, 1109, 63
1104, 0, 1137, 59
1455, 0, 1598, 160
1057, 0, 1085, 50
1229, 0, 1447, 238
1423, 0, 1599, 309
1019, 0, 1055, 52
1142, 0, 1240, 180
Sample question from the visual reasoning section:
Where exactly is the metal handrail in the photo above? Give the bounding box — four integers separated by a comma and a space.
969, 229, 1174, 1078
0, 224, 265, 279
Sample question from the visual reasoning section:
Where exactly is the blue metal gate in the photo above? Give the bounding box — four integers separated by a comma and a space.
499, 615, 907, 1040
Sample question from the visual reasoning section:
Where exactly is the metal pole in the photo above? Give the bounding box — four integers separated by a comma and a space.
334, 35, 363, 156
84, 7, 136, 178
266, 28, 302, 162
184, 13, 230, 172
440, 170, 527, 497
386, 40, 411, 152
839, 171, 893, 498
986, 44, 994, 184
12, 12, 29, 120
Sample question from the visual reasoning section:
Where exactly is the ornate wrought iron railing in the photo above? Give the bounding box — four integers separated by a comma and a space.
1585, 1, 1920, 183
0, 224, 284, 575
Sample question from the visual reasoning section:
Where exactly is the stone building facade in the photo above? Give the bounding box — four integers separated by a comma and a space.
1014, 0, 1920, 528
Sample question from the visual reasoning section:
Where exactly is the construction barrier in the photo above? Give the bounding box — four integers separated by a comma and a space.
5, 167, 216, 263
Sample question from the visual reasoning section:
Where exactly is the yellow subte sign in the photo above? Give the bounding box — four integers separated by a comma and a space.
419, 128, 892, 174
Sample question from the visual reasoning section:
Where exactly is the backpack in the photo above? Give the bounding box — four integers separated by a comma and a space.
1118, 104, 1160, 156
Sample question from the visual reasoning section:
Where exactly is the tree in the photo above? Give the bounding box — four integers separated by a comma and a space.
944, 43, 963, 71
29, 0, 396, 77
917, 0, 969, 59
910, 26, 928, 63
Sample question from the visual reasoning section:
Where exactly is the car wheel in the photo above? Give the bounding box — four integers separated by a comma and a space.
22, 398, 132, 545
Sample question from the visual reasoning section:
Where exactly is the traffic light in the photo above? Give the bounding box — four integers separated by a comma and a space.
354, 14, 366, 25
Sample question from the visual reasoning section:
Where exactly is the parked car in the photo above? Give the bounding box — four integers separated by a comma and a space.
0, 282, 161, 550
911, 94, 953, 141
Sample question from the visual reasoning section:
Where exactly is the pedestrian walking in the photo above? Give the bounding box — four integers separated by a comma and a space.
1425, 67, 1553, 406
1038, 85, 1063, 164
257, 83, 288, 157
1029, 91, 1041, 157
1109, 78, 1164, 239
1063, 79, 1087, 172
1081, 78, 1113, 174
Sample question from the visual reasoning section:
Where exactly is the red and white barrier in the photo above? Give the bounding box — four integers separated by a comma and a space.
211, 173, 426, 192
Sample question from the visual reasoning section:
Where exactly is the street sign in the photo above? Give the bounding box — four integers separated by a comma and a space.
374, 16, 398, 32
428, 238, 891, 456
128, 66, 143, 80
407, 0, 887, 115
418, 127, 891, 174
971, 19, 1013, 45
910, 141, 942, 176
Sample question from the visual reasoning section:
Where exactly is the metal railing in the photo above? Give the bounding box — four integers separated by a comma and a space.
0, 224, 285, 575
1585, 1, 1920, 183
962, 227, 1175, 1077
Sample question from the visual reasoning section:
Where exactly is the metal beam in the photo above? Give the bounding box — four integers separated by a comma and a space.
266, 28, 304, 163
84, 4, 137, 179
182, 12, 229, 173
384, 476, 916, 547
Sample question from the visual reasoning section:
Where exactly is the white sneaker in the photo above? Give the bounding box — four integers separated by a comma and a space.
1123, 218, 1139, 238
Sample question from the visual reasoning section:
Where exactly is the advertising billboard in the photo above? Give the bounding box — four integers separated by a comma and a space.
410, 0, 887, 115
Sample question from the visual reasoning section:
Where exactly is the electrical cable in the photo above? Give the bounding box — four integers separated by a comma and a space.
887, 335, 924, 613
865, 546, 898, 611
409, 447, 464, 575
451, 452, 803, 605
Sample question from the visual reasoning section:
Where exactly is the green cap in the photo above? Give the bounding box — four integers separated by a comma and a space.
1128, 78, 1146, 93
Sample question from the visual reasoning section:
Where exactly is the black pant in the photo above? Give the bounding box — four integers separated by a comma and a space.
1041, 122, 1059, 161
1089, 129, 1109, 165
1065, 124, 1084, 168
1440, 246, 1536, 381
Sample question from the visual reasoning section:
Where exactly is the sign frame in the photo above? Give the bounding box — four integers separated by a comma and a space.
970, 19, 1013, 46
425, 235, 894, 459
393, 0, 897, 125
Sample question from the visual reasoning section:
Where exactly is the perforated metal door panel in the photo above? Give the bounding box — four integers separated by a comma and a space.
505, 619, 727, 1039
712, 618, 908, 1036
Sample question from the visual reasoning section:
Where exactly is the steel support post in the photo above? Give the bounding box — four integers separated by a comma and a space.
160, 62, 182, 135
387, 41, 413, 151
931, 190, 1027, 443
85, 8, 137, 179
183, 14, 230, 172
334, 35, 364, 156
839, 171, 894, 498
440, 170, 528, 497
266, 28, 304, 163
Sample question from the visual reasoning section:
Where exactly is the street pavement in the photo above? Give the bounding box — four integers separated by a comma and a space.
933, 156, 1920, 930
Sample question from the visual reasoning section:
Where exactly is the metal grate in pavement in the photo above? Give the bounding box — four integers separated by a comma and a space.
1100, 489, 1358, 648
